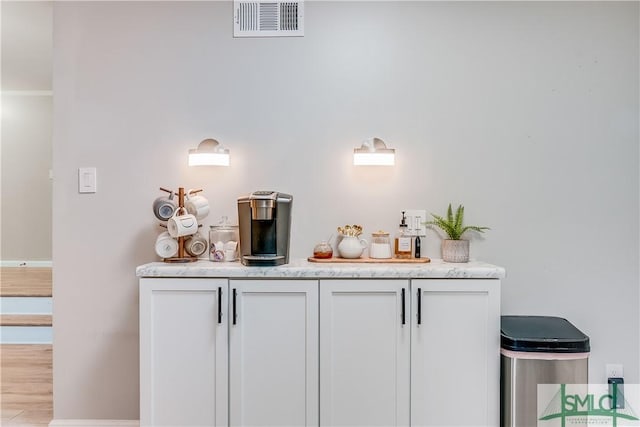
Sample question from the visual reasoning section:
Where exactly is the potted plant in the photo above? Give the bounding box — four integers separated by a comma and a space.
425, 204, 489, 262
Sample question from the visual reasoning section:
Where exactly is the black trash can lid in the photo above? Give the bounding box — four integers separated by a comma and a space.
501, 315, 590, 353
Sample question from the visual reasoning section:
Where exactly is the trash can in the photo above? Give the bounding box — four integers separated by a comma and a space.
501, 315, 590, 427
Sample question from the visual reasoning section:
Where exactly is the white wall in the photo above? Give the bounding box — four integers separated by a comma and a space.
1, 1, 53, 262
1, 95, 52, 261
1, 1, 52, 91
53, 1, 639, 419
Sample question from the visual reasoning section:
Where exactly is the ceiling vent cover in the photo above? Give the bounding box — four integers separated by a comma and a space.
234, 1, 304, 37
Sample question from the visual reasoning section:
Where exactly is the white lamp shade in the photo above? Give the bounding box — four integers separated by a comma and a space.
189, 152, 230, 166
188, 138, 230, 166
353, 137, 395, 166
353, 152, 395, 166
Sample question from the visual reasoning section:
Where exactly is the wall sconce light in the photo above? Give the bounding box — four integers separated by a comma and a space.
353, 137, 395, 166
188, 138, 230, 166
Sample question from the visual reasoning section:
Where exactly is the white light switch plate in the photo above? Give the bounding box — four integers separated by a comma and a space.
78, 167, 97, 193
404, 209, 426, 236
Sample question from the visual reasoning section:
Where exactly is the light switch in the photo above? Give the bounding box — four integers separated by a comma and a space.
78, 167, 97, 193
404, 209, 427, 236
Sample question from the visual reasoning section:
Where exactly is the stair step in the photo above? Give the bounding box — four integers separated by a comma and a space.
1, 268, 52, 297
0, 315, 52, 327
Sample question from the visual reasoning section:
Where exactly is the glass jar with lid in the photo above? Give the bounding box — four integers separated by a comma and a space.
209, 216, 239, 262
313, 240, 333, 259
369, 231, 392, 259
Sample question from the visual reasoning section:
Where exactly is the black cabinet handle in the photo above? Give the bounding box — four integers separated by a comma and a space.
232, 288, 237, 325
401, 288, 406, 325
217, 287, 222, 324
417, 288, 422, 325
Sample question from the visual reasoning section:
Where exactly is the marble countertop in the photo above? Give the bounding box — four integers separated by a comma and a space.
136, 259, 505, 279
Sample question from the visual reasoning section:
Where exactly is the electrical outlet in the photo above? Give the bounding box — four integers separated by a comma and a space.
404, 210, 426, 237
608, 377, 625, 409
606, 364, 624, 379
606, 364, 625, 409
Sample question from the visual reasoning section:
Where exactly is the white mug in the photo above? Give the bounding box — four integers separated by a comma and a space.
185, 190, 210, 220
185, 233, 208, 257
155, 231, 178, 259
167, 209, 199, 238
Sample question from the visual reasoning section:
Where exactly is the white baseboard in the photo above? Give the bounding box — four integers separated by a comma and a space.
1, 260, 52, 267
49, 421, 139, 427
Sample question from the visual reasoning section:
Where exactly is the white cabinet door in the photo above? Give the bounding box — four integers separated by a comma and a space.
411, 279, 500, 427
320, 280, 410, 427
140, 278, 228, 427
229, 280, 319, 427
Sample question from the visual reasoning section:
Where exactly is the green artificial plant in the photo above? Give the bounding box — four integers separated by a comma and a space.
425, 204, 490, 240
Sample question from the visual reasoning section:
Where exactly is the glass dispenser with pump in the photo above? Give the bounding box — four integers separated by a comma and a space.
394, 211, 412, 259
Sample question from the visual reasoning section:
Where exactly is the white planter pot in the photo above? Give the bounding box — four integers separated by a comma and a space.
442, 239, 469, 263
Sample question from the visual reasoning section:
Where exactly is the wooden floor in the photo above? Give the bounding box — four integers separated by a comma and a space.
0, 345, 52, 426
1, 267, 53, 426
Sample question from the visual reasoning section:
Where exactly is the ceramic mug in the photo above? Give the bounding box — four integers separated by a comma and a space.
185, 232, 208, 257
167, 209, 199, 238
223, 241, 239, 262
152, 192, 177, 221
155, 231, 178, 259
185, 190, 210, 220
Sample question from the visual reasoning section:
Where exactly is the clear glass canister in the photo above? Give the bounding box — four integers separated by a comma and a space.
209, 217, 239, 262
369, 231, 392, 259
313, 240, 333, 259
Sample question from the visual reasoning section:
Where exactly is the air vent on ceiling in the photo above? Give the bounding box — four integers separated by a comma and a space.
234, 1, 304, 37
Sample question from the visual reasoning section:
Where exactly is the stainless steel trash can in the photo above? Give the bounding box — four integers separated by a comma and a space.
501, 315, 590, 427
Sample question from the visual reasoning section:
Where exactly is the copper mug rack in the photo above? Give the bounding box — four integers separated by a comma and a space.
159, 186, 203, 263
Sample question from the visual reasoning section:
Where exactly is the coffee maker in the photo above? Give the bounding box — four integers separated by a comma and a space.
237, 191, 293, 266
